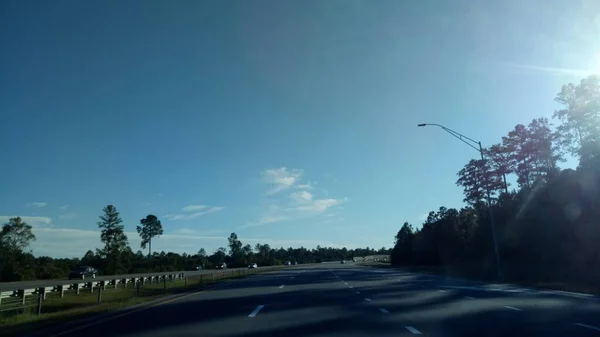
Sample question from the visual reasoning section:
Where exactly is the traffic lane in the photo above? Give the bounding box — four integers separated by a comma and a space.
223, 269, 420, 337
351, 274, 600, 337
35, 269, 306, 337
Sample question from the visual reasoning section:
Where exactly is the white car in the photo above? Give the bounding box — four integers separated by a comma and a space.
248, 263, 258, 269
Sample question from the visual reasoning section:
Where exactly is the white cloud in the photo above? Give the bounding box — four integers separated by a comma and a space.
59, 205, 69, 210
28, 227, 357, 258
0, 215, 52, 227
28, 202, 47, 208
263, 167, 303, 195
291, 198, 344, 213
181, 205, 208, 212
240, 214, 290, 229
296, 183, 313, 190
290, 190, 313, 203
164, 206, 224, 221
243, 197, 345, 229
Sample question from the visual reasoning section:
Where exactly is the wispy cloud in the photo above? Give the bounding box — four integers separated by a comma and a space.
28, 202, 47, 208
263, 167, 303, 195
59, 205, 69, 210
290, 190, 313, 203
0, 215, 52, 227
241, 214, 290, 229
289, 198, 344, 213
243, 195, 345, 229
296, 183, 314, 190
501, 62, 590, 77
181, 205, 208, 212
164, 205, 224, 221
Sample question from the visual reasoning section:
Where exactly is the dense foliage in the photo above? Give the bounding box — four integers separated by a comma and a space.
391, 75, 600, 289
0, 214, 390, 281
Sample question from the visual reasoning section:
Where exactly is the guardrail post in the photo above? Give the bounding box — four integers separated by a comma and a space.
136, 280, 141, 297
184, 276, 187, 287
89, 282, 94, 293
39, 287, 46, 300
97, 286, 102, 304
74, 283, 80, 295
163, 276, 167, 292
57, 285, 65, 298
36, 293, 42, 315
18, 289, 26, 305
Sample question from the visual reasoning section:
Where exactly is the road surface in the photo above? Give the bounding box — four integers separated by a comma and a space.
27, 263, 600, 337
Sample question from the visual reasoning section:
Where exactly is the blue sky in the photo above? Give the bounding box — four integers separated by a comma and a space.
1, 0, 599, 258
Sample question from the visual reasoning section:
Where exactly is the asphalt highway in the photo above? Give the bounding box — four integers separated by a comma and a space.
28, 263, 600, 337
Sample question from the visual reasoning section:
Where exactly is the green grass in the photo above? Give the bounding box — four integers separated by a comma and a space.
0, 268, 278, 337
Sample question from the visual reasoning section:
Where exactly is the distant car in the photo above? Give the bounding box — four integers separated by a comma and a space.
284, 261, 291, 266
69, 266, 97, 280
216, 263, 227, 270
340, 260, 346, 264
248, 263, 258, 269
352, 259, 356, 262
292, 261, 297, 265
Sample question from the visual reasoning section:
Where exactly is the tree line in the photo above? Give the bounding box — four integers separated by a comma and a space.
0, 206, 390, 281
391, 75, 600, 288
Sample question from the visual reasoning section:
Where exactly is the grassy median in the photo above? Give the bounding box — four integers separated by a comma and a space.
0, 268, 274, 337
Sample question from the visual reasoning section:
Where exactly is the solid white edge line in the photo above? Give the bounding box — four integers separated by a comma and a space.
278, 285, 284, 289
503, 305, 522, 311
574, 323, 600, 331
248, 305, 265, 317
364, 298, 372, 301
464, 296, 475, 300
379, 308, 389, 314
405, 326, 422, 334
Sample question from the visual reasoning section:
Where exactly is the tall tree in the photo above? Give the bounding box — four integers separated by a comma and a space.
485, 143, 515, 194
456, 159, 500, 205
97, 205, 129, 274
553, 75, 600, 162
0, 217, 36, 252
137, 214, 163, 257
391, 222, 414, 266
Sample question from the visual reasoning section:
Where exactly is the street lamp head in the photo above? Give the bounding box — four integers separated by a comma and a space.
417, 123, 427, 127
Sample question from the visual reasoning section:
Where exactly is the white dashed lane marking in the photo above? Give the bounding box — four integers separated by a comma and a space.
574, 323, 600, 332
379, 308, 389, 314
405, 326, 422, 334
248, 305, 264, 318
504, 305, 522, 311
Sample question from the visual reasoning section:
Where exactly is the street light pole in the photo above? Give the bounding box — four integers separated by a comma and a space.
417, 123, 502, 280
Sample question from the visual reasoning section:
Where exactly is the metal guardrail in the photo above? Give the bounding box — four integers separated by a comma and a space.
0, 266, 284, 313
